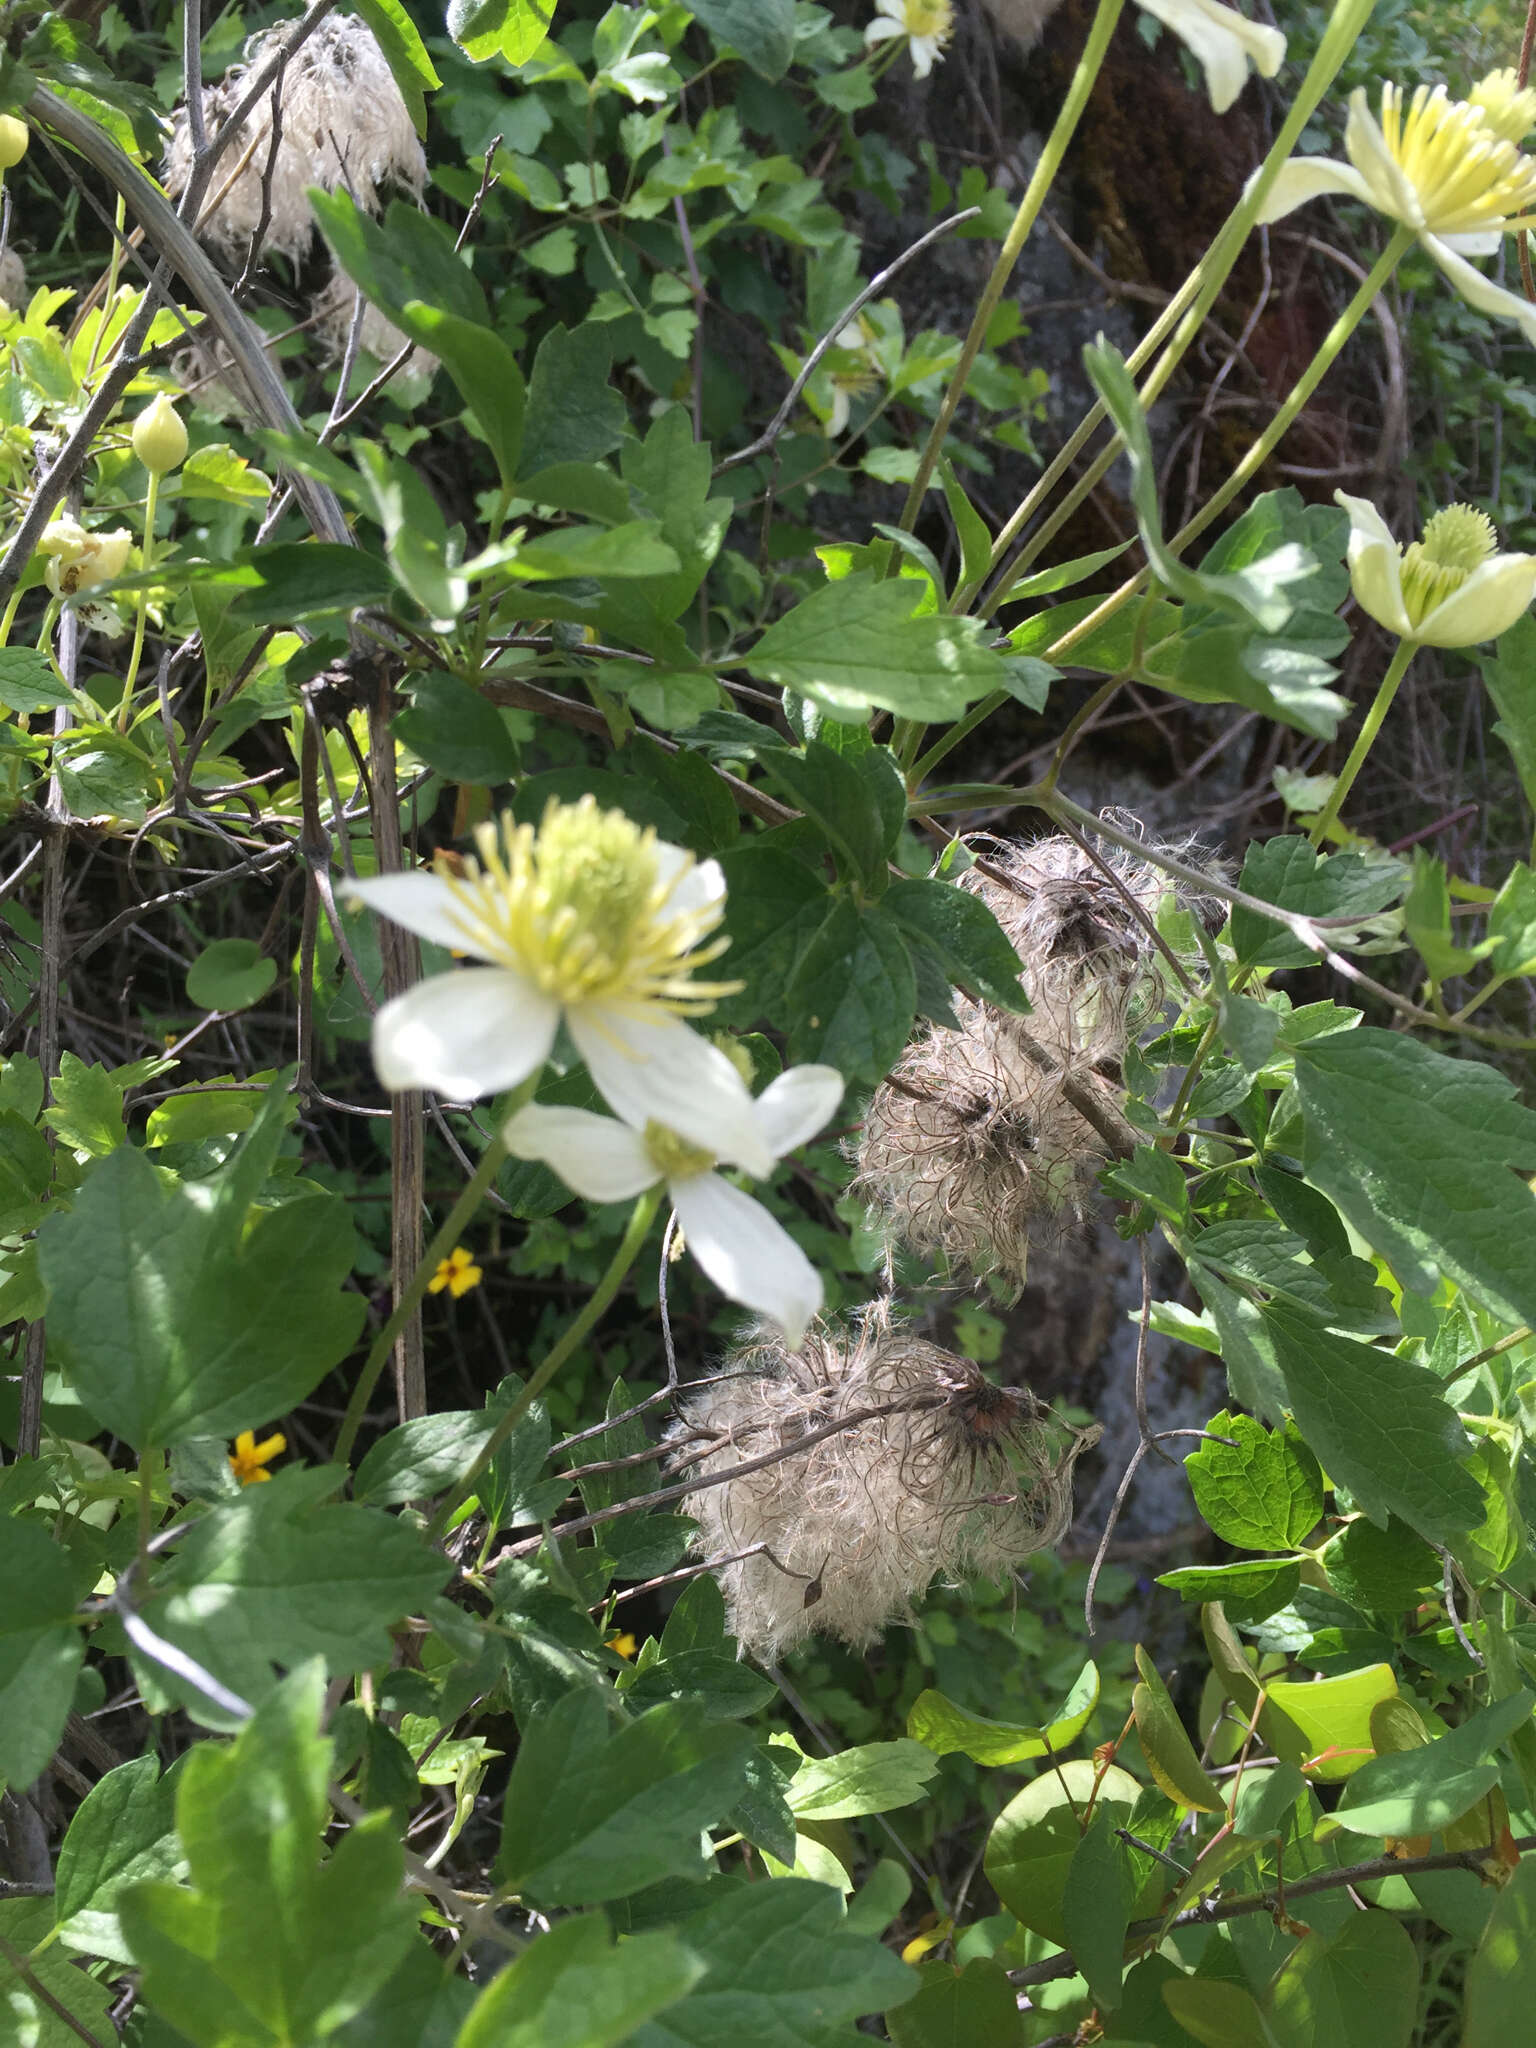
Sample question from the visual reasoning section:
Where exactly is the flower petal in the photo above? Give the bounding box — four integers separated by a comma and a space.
657, 849, 727, 920
1248, 155, 1374, 225
754, 1065, 845, 1159
672, 1173, 823, 1349
1416, 553, 1536, 647
345, 871, 494, 958
372, 968, 558, 1098
863, 18, 903, 45
1440, 229, 1503, 257
1335, 490, 1414, 640
1422, 234, 1536, 349
503, 1105, 658, 1202
1343, 88, 1422, 226
1138, 0, 1282, 116
571, 1005, 775, 1178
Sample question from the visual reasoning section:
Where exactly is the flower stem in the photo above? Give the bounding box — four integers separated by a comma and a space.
115, 470, 158, 733
425, 1184, 663, 1543
1308, 637, 1418, 848
336, 1128, 511, 1469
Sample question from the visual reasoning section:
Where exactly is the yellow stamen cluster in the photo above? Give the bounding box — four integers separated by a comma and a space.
904, 0, 953, 35
435, 797, 738, 1013
643, 1121, 716, 1181
1381, 76, 1536, 233
1400, 503, 1498, 627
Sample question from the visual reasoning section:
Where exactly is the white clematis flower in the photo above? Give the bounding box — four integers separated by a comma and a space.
348, 798, 775, 1175
504, 1063, 846, 1347
1253, 71, 1536, 345
37, 516, 132, 597
864, 0, 954, 80
1138, 0, 1285, 116
1335, 492, 1536, 648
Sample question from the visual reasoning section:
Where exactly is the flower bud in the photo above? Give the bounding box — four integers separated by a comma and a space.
131, 392, 188, 476
0, 117, 28, 171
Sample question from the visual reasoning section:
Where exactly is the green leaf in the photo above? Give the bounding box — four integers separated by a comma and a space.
456, 1915, 704, 2048
186, 937, 277, 1013
606, 409, 733, 644
355, 1402, 511, 1506
448, 0, 561, 65
1263, 1305, 1483, 1544
1102, 1143, 1190, 1228
495, 1694, 755, 1905
519, 322, 629, 479
784, 897, 916, 1081
0, 1897, 117, 2048
1268, 1909, 1418, 2048
178, 441, 273, 506
0, 645, 74, 712
147, 1471, 449, 1720
226, 542, 396, 624
1231, 1760, 1309, 1839
939, 458, 993, 593
394, 671, 520, 785
40, 1051, 125, 1156
119, 1663, 417, 2043
1463, 1855, 1536, 2047
749, 573, 1004, 722
760, 739, 894, 889
336, 1939, 475, 2047
1331, 1691, 1535, 1837
512, 521, 680, 581
626, 1879, 917, 2047
909, 1659, 1099, 1766
1062, 1811, 1131, 2011
1295, 1028, 1536, 1328
38, 1078, 365, 1447
1230, 837, 1405, 971
348, 0, 440, 131
1184, 1410, 1323, 1551
311, 193, 488, 332
1478, 615, 1536, 816
55, 1754, 186, 1963
686, 0, 795, 79
887, 1958, 1026, 2048
883, 877, 1029, 1014
1156, 1559, 1301, 1623
1162, 1978, 1278, 2048
787, 1739, 939, 1819
1325, 1515, 1439, 1614
1263, 1663, 1397, 1782
0, 1516, 87, 1787
984, 1759, 1149, 1944
1132, 1645, 1224, 1812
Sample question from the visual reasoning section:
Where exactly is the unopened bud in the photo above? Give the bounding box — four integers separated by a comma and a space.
0, 117, 28, 171
131, 392, 188, 476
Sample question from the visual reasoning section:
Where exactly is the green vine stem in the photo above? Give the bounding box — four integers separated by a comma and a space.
425, 1184, 663, 1543
335, 1129, 512, 1468
115, 470, 159, 732
1307, 637, 1419, 847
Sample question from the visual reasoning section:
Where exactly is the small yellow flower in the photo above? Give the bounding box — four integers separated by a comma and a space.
606, 1632, 638, 1659
429, 1245, 483, 1297
230, 1428, 286, 1485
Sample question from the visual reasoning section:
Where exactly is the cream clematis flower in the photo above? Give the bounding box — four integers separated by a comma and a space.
865, 0, 954, 80
348, 798, 775, 1175
1253, 71, 1536, 345
504, 1064, 845, 1347
37, 516, 132, 597
1139, 0, 1285, 116
1335, 492, 1536, 648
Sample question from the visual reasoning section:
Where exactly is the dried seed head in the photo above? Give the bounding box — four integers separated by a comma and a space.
166, 13, 426, 266
311, 269, 438, 395
851, 1000, 1108, 1296
668, 1303, 1099, 1661
0, 247, 25, 311
961, 827, 1219, 1059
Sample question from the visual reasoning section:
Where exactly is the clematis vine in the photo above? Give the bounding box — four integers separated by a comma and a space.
1253, 71, 1536, 346
1138, 0, 1285, 117
348, 799, 775, 1175
504, 1064, 846, 1347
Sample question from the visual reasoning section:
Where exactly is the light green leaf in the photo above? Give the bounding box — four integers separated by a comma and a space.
0, 645, 74, 713
38, 1078, 365, 1447
1163, 1977, 1279, 2048
1463, 1855, 1536, 2047
40, 1051, 125, 1156
1184, 1410, 1323, 1551
1478, 615, 1536, 815
1263, 1663, 1397, 1782
984, 1759, 1149, 1944
908, 1659, 1099, 1766
685, 0, 795, 79
0, 1897, 117, 2048
456, 1915, 703, 2048
1062, 1811, 1131, 2011
749, 573, 1004, 722
55, 1754, 186, 1963
1132, 1645, 1224, 1812
788, 1739, 939, 1819
1331, 1691, 1535, 1837
186, 938, 277, 1013
1267, 1910, 1418, 2048
349, 0, 440, 131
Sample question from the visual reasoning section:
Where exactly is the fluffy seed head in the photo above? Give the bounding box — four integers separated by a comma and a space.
165, 13, 425, 266
853, 1001, 1108, 1296
669, 1304, 1099, 1661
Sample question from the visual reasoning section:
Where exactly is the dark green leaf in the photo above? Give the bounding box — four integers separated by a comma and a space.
519, 323, 629, 478
883, 877, 1028, 1014
760, 739, 893, 888
1478, 616, 1536, 817
1332, 1691, 1534, 1837
1463, 1855, 1536, 2047
1156, 1560, 1301, 1623
1062, 1811, 1131, 2010
750, 573, 1004, 722
686, 0, 795, 79
1230, 837, 1405, 971
0, 1896, 116, 2047
456, 1914, 704, 2048
186, 938, 277, 1013
1325, 1516, 1439, 1615
227, 543, 395, 623
784, 898, 916, 1081
394, 671, 521, 784
0, 1517, 87, 1787
887, 1958, 1026, 2048
0, 646, 74, 712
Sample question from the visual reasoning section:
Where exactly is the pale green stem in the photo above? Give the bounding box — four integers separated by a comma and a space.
336, 1129, 512, 1469
967, 0, 1382, 619
1047, 225, 1415, 667
0, 582, 25, 651
425, 1184, 663, 1543
894, 0, 1126, 535
1308, 636, 1418, 847
115, 470, 159, 733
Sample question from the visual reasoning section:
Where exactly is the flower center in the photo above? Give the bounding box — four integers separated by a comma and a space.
900, 0, 952, 36
432, 796, 738, 1013
1383, 76, 1536, 233
643, 1120, 716, 1181
1399, 503, 1497, 626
